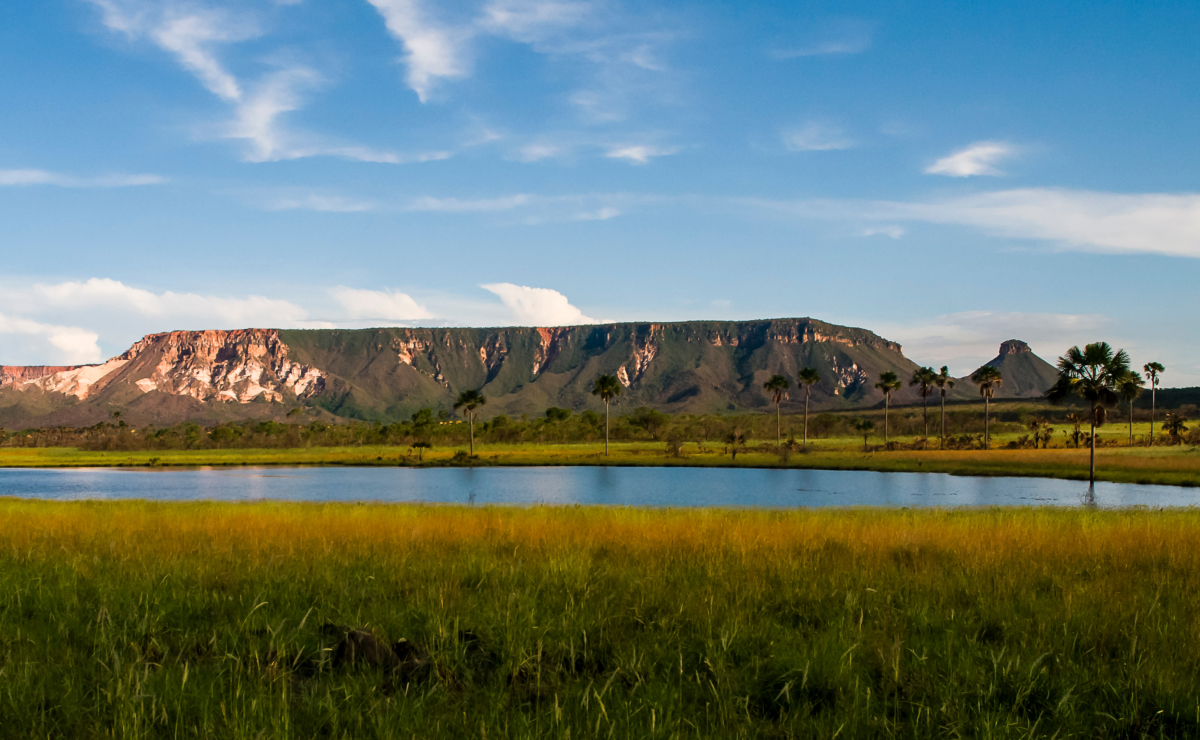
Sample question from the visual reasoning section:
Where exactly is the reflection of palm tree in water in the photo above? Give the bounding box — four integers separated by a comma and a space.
1082, 482, 1097, 509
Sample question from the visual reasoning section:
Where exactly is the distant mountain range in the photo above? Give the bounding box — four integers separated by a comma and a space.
0, 319, 1079, 429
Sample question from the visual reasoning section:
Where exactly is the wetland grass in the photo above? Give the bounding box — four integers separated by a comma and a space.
3, 501, 1200, 737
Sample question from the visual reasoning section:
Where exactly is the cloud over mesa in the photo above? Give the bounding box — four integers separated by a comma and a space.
482, 283, 597, 325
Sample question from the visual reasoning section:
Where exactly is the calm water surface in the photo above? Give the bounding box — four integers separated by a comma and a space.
0, 466, 1194, 508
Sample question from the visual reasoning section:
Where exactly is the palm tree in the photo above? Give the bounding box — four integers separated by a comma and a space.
1144, 362, 1165, 446
1046, 342, 1133, 485
1117, 370, 1144, 447
1163, 413, 1188, 445
591, 374, 622, 456
453, 389, 487, 456
909, 367, 937, 449
874, 371, 901, 447
934, 366, 955, 448
797, 367, 821, 449
762, 374, 791, 448
1064, 413, 1085, 448
852, 418, 875, 451
970, 365, 1003, 450
724, 428, 747, 461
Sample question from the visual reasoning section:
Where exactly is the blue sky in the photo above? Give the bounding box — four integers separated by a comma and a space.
2, 0, 1199, 384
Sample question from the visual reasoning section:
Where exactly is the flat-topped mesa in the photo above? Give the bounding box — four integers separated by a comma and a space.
1, 365, 80, 385
997, 339, 1033, 357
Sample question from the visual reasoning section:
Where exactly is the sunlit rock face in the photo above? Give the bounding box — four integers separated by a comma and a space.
1, 318, 943, 426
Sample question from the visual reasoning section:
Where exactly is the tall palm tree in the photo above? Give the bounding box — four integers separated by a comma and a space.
591, 374, 622, 456
874, 371, 901, 446
762, 374, 791, 448
453, 389, 487, 456
1046, 342, 1133, 485
1144, 362, 1165, 446
1117, 370, 1144, 447
909, 367, 937, 449
796, 367, 821, 449
970, 365, 1003, 450
934, 366, 955, 448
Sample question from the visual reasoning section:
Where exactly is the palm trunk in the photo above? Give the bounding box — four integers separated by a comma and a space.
884, 394, 890, 447
803, 388, 810, 448
940, 391, 946, 449
604, 399, 610, 456
1090, 404, 1097, 484
1150, 387, 1156, 446
469, 414, 475, 456
922, 393, 929, 449
776, 401, 781, 448
1129, 398, 1134, 447
984, 396, 990, 450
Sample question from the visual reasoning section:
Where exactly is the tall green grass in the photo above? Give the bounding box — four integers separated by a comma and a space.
2, 501, 1200, 738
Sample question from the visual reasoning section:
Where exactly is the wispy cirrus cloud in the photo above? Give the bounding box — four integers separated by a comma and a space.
771, 19, 874, 59
605, 144, 678, 164
0, 169, 167, 188
406, 194, 533, 212
926, 140, 1015, 177
87, 0, 437, 164
742, 187, 1200, 260
782, 121, 854, 151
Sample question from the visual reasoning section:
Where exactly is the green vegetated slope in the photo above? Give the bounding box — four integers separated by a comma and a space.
279, 318, 923, 421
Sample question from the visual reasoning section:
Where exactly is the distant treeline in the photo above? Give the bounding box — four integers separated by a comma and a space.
3, 401, 1184, 452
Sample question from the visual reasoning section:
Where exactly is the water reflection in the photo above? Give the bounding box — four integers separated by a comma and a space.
0, 466, 1192, 509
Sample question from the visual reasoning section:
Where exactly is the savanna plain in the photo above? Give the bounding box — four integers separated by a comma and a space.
4, 501, 1200, 739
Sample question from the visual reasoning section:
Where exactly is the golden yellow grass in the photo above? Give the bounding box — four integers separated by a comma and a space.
5, 501, 1200, 737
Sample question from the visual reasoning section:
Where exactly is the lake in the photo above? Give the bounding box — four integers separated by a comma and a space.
0, 466, 1193, 508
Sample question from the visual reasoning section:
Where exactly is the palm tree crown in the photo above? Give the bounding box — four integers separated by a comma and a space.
1046, 342, 1132, 483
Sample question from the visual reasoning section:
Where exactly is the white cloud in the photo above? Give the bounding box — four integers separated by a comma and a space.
574, 206, 620, 220
605, 144, 678, 164
0, 313, 103, 365
0, 169, 167, 187
88, 0, 418, 164
875, 310, 1109, 376
406, 194, 532, 212
265, 193, 380, 212
771, 20, 874, 59
481, 283, 597, 325
782, 122, 853, 152
861, 225, 904, 238
926, 141, 1014, 177
330, 287, 432, 321
480, 0, 592, 42
875, 189, 1200, 259
516, 142, 565, 162
19, 278, 310, 327
367, 0, 473, 102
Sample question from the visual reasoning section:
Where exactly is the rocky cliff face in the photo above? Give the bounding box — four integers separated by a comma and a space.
0, 318, 924, 427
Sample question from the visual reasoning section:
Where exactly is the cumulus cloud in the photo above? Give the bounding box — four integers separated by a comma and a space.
481, 283, 597, 325
0, 169, 166, 187
926, 141, 1014, 177
782, 122, 853, 152
0, 313, 103, 365
330, 287, 433, 321
18, 278, 310, 327
604, 144, 678, 164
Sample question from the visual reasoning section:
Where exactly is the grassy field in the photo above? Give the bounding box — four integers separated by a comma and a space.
2, 432, 1199, 487
3, 501, 1200, 738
